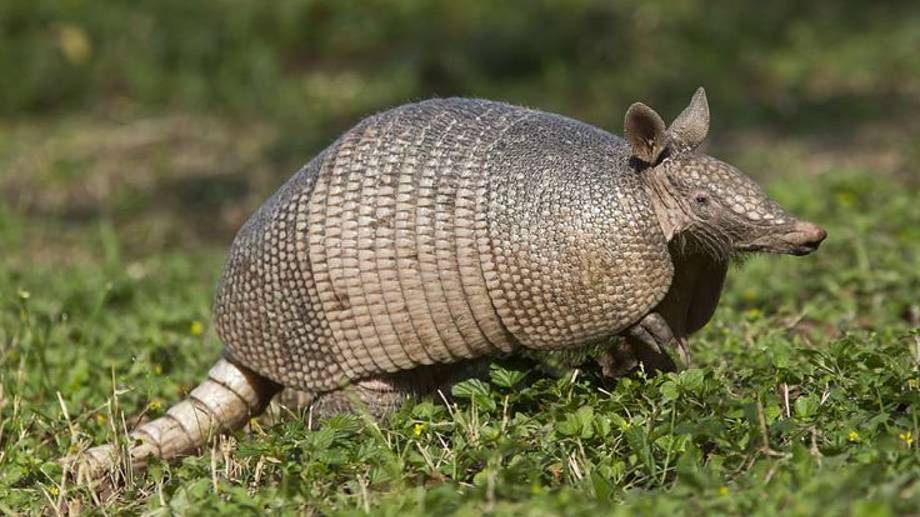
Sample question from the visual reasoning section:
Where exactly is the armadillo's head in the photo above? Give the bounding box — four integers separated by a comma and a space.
624, 87, 826, 260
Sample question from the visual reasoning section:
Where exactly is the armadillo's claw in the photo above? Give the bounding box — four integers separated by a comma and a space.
635, 313, 674, 349
624, 312, 678, 373
600, 313, 693, 378
673, 337, 691, 369
627, 324, 663, 355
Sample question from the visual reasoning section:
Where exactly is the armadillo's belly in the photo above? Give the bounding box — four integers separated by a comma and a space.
301, 100, 530, 384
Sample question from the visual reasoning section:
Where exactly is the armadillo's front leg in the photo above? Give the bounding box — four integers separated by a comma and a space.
630, 312, 690, 369
600, 312, 689, 378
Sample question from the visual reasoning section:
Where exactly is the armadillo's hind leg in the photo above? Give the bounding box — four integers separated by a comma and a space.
274, 388, 316, 412
309, 378, 411, 422
307, 359, 494, 423
66, 357, 280, 481
258, 388, 316, 426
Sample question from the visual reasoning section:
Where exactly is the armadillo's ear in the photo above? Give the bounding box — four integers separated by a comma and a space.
624, 102, 668, 164
667, 87, 709, 152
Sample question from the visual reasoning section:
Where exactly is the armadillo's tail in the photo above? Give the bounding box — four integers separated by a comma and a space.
64, 357, 280, 482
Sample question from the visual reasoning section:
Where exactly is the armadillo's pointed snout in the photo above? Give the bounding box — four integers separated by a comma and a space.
738, 220, 827, 256
785, 221, 827, 255
800, 222, 827, 245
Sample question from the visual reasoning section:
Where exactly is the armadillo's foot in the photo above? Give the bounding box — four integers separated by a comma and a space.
601, 312, 689, 378
673, 337, 690, 368
273, 388, 316, 411
62, 357, 279, 482
310, 378, 411, 422
307, 359, 493, 424
597, 341, 639, 379
255, 389, 315, 426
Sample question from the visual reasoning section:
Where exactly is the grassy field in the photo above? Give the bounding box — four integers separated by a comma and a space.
2, 1, 920, 514
1, 109, 918, 515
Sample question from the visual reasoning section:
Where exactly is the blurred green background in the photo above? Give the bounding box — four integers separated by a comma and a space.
1, 1, 919, 513
2, 0, 918, 256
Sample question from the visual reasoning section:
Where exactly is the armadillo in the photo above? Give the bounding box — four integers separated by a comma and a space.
69, 88, 826, 478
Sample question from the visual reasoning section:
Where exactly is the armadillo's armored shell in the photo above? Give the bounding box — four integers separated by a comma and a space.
214, 99, 673, 392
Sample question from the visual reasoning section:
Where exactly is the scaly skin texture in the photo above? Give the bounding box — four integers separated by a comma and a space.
214, 98, 672, 391
67, 88, 826, 479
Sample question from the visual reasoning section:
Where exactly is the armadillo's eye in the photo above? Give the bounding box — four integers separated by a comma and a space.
692, 192, 709, 205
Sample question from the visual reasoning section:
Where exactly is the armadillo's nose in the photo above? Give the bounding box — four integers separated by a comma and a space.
797, 221, 827, 246
788, 221, 827, 255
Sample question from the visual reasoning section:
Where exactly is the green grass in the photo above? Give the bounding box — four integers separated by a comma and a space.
0, 114, 918, 515
2, 1, 918, 513
2, 3, 920, 509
